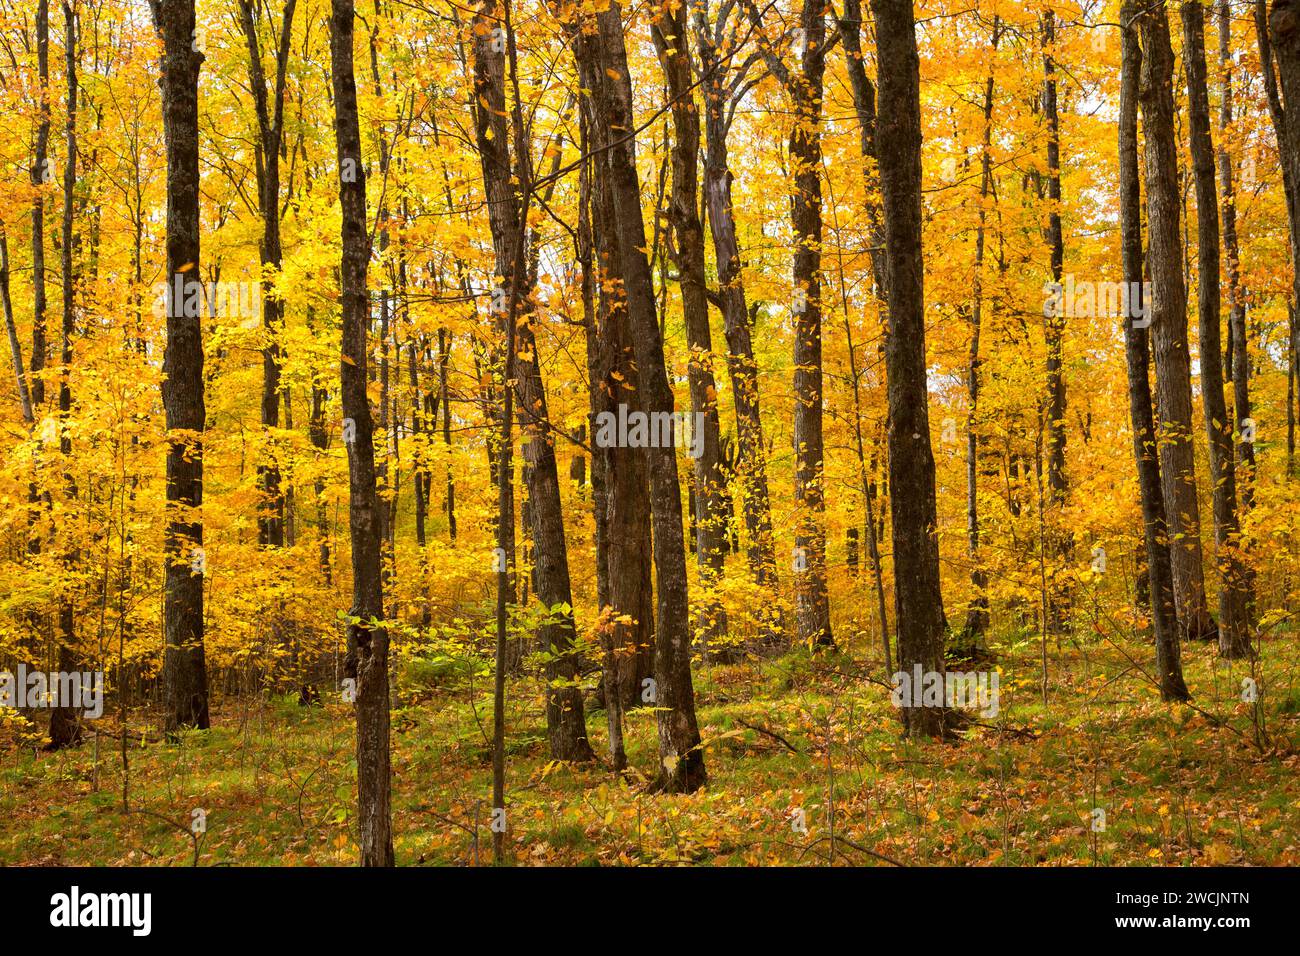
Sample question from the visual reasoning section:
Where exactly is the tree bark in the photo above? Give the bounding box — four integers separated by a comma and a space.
871, 0, 949, 738
238, 0, 296, 551
1121, 0, 1189, 700
1219, 1, 1256, 514
47, 0, 81, 750
693, 1, 780, 639
151, 0, 210, 732
787, 0, 834, 649
1183, 0, 1253, 659
472, 0, 592, 763
652, 3, 729, 659
329, 0, 393, 865
1041, 10, 1071, 632
1139, 0, 1217, 643
565, 1, 705, 792
0, 228, 33, 423
30, 0, 51, 409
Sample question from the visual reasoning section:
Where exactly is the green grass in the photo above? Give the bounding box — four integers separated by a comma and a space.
2, 625, 1297, 866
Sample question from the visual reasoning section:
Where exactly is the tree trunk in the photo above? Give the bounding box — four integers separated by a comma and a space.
693, 2, 780, 640
652, 4, 729, 659
30, 0, 51, 409
238, 0, 295, 551
47, 0, 81, 750
1139, 0, 1217, 643
872, 0, 949, 738
565, 1, 705, 792
472, 1, 592, 763
788, 0, 833, 650
1120, 0, 1189, 700
1219, 1, 1256, 514
0, 228, 33, 423
151, 0, 210, 732
329, 0, 393, 866
1041, 10, 1070, 632
1183, 0, 1253, 659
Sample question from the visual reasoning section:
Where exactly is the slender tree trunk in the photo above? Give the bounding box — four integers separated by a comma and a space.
329, 0, 393, 866
1183, 0, 1253, 659
471, 0, 592, 763
579, 128, 625, 770
30, 0, 51, 409
787, 0, 833, 650
1219, 1, 1256, 514
239, 0, 295, 551
838, 0, 893, 670
438, 328, 456, 538
693, 3, 780, 640
872, 0, 949, 737
1271, 0, 1300, 482
0, 228, 33, 423
1121, 0, 1189, 700
151, 0, 210, 732
47, 0, 81, 750
1041, 10, 1071, 632
565, 0, 705, 792
1139, 0, 1217, 643
958, 26, 999, 650
652, 5, 729, 659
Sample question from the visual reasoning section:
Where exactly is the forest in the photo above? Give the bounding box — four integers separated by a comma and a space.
0, 0, 1297, 870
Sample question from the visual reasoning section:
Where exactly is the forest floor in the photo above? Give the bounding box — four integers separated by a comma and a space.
3, 622, 1299, 866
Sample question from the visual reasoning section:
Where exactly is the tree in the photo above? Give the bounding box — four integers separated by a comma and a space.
471, 0, 592, 763
328, 0, 393, 866
745, 0, 834, 650
563, 0, 705, 792
47, 0, 81, 750
237, 0, 297, 551
30, 0, 51, 410
1139, 0, 1216, 643
652, 0, 729, 658
693, 0, 781, 639
1040, 9, 1070, 631
1182, 0, 1252, 659
1120, 0, 1189, 701
872, 0, 949, 737
150, 0, 210, 732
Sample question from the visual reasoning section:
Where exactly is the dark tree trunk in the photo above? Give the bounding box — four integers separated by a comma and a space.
693, 1, 780, 639
1041, 10, 1070, 632
872, 0, 949, 737
1120, 0, 1189, 700
329, 0, 393, 866
1220, 0, 1256, 516
957, 25, 1000, 650
30, 0, 50, 409
785, 0, 834, 649
47, 0, 81, 750
565, 1, 704, 792
838, 0, 894, 670
579, 37, 656, 719
472, 1, 592, 763
652, 4, 729, 658
438, 328, 456, 539
151, 0, 210, 732
0, 228, 33, 423
1183, 0, 1253, 659
1139, 0, 1216, 643
238, 0, 296, 551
